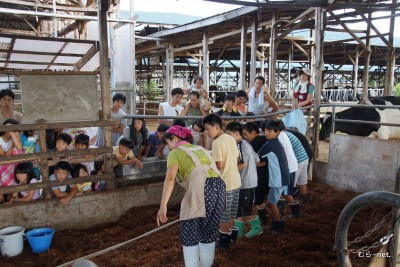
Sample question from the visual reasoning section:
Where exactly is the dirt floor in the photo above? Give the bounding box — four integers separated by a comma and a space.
2, 181, 393, 267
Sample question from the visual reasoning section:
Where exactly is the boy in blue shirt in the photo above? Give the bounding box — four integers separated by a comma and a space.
143, 124, 169, 158
258, 119, 297, 233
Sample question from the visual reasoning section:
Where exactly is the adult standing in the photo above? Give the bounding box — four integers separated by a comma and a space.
245, 76, 278, 124
183, 76, 211, 113
0, 89, 23, 124
95, 93, 128, 147
180, 91, 206, 126
158, 88, 184, 126
292, 68, 314, 111
157, 126, 225, 267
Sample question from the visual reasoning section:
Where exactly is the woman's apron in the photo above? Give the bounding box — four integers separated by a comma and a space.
176, 145, 221, 220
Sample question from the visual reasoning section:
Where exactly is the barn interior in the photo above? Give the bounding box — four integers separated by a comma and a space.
0, 0, 399, 265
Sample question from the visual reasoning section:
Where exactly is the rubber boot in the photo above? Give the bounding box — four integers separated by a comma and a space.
233, 220, 245, 239
277, 199, 286, 217
199, 242, 215, 267
300, 194, 309, 204
270, 218, 285, 234
217, 231, 230, 250
230, 227, 238, 243
257, 208, 268, 226
182, 245, 200, 267
288, 200, 301, 218
245, 215, 264, 238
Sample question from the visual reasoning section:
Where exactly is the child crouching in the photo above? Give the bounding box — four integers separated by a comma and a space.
113, 138, 144, 178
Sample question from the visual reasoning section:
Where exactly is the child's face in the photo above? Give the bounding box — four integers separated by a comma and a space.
16, 173, 28, 184
171, 94, 183, 105
225, 100, 233, 109
193, 124, 201, 133
204, 123, 219, 139
55, 169, 69, 181
225, 130, 241, 143
56, 139, 69, 151
133, 119, 143, 132
112, 99, 125, 110
264, 129, 280, 140
75, 143, 88, 150
156, 131, 164, 140
118, 144, 131, 157
243, 129, 255, 142
194, 80, 203, 89
235, 96, 246, 105
78, 168, 89, 177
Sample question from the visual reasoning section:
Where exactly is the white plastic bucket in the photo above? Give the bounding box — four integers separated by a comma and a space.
0, 226, 25, 257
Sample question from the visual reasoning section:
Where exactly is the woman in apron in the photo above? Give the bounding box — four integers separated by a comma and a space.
156, 125, 225, 267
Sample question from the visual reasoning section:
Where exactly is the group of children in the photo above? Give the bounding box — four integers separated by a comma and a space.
198, 113, 311, 250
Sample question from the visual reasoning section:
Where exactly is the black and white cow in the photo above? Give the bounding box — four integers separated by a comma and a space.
319, 96, 400, 140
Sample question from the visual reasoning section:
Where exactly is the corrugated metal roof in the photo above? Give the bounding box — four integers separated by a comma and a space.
81, 52, 99, 72
121, 10, 203, 26
0, 34, 100, 71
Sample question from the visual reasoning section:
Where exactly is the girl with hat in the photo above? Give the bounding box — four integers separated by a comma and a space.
293, 68, 314, 111
156, 125, 225, 267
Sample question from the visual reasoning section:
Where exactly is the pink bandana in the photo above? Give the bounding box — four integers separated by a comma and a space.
167, 125, 193, 140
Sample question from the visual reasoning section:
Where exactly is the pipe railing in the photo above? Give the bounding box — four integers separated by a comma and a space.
335, 190, 400, 266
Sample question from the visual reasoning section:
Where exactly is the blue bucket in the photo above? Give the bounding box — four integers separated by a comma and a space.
25, 228, 55, 254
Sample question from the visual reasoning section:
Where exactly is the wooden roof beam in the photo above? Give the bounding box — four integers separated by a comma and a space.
73, 43, 98, 71
0, 0, 98, 12
328, 10, 371, 53
276, 8, 315, 43
357, 11, 392, 49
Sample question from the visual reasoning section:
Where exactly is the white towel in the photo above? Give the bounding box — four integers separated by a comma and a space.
294, 81, 309, 94
249, 87, 264, 106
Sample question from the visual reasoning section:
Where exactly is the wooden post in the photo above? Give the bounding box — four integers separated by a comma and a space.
362, 13, 371, 101
239, 18, 247, 90
269, 12, 277, 98
261, 46, 266, 77
37, 124, 50, 198
97, 0, 114, 189
168, 43, 174, 98
384, 0, 396, 96
202, 31, 209, 90
312, 7, 325, 160
353, 49, 359, 98
250, 18, 257, 85
161, 54, 166, 101
130, 0, 136, 114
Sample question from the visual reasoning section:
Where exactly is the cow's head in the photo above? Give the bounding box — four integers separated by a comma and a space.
319, 112, 333, 140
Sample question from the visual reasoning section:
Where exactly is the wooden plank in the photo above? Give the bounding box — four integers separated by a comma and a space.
0, 173, 112, 195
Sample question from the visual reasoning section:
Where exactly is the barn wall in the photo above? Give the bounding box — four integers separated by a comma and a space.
326, 134, 400, 193
20, 75, 99, 123
0, 182, 184, 231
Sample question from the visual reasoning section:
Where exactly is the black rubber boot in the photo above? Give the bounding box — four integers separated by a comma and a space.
270, 218, 285, 234
300, 194, 309, 204
277, 199, 286, 217
217, 231, 231, 249
288, 200, 301, 218
230, 227, 239, 243
257, 208, 268, 226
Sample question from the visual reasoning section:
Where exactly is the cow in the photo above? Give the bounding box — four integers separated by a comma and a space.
319, 96, 400, 141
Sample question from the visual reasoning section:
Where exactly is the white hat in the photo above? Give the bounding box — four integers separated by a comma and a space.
296, 68, 311, 77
